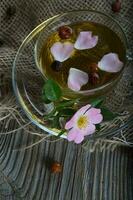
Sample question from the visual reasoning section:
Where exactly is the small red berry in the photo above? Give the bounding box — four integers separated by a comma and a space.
50, 162, 62, 173
89, 72, 100, 85
58, 26, 72, 39
112, 0, 121, 13
89, 63, 99, 73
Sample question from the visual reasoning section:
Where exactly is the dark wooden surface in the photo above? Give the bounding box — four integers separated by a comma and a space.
0, 121, 133, 199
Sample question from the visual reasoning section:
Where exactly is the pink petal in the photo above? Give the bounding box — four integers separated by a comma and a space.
85, 123, 96, 135
86, 108, 103, 124
77, 104, 91, 115
86, 107, 101, 115
67, 129, 77, 141
50, 42, 74, 62
98, 53, 123, 73
65, 104, 91, 130
90, 113, 103, 124
68, 68, 89, 91
74, 31, 98, 50
74, 133, 84, 144
65, 119, 74, 130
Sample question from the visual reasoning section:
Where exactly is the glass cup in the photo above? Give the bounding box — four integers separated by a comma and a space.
35, 10, 128, 103
13, 10, 132, 140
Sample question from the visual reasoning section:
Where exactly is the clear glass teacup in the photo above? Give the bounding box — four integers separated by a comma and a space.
35, 10, 128, 104
13, 10, 132, 140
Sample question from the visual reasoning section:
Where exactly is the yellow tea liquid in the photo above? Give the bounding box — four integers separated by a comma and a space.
39, 21, 126, 90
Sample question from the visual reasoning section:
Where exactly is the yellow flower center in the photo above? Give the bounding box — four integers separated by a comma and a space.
77, 115, 88, 129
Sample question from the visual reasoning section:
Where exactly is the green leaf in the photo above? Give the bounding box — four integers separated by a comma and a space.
57, 130, 66, 137
44, 79, 62, 101
56, 99, 78, 109
59, 108, 75, 117
95, 124, 101, 131
42, 89, 51, 104
101, 107, 118, 121
43, 108, 56, 119
90, 97, 105, 108
51, 114, 60, 128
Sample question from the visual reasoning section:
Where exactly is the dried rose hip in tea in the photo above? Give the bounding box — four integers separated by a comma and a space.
51, 61, 62, 72
89, 63, 99, 73
89, 72, 100, 85
58, 26, 72, 39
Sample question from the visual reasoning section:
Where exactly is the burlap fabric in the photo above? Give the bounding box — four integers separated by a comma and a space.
0, 0, 133, 146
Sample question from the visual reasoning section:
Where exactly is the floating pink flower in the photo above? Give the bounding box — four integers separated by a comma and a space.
74, 31, 98, 50
98, 53, 123, 73
50, 42, 74, 62
67, 68, 89, 91
65, 104, 103, 144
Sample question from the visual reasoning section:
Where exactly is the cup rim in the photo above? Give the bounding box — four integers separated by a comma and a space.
35, 9, 128, 95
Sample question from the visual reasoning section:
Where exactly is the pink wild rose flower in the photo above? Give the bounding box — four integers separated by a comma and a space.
65, 104, 103, 144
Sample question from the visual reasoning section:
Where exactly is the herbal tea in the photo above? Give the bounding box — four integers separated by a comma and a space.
39, 21, 126, 91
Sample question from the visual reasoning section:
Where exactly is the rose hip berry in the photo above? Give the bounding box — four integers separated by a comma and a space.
50, 162, 62, 173
89, 63, 99, 73
89, 72, 100, 85
58, 26, 72, 39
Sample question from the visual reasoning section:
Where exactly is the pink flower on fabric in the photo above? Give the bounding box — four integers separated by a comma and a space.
50, 42, 74, 62
74, 31, 98, 50
67, 68, 89, 91
65, 104, 103, 144
98, 53, 123, 73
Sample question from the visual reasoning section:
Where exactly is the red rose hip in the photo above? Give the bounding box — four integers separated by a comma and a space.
50, 162, 62, 173
89, 72, 100, 85
58, 26, 72, 39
